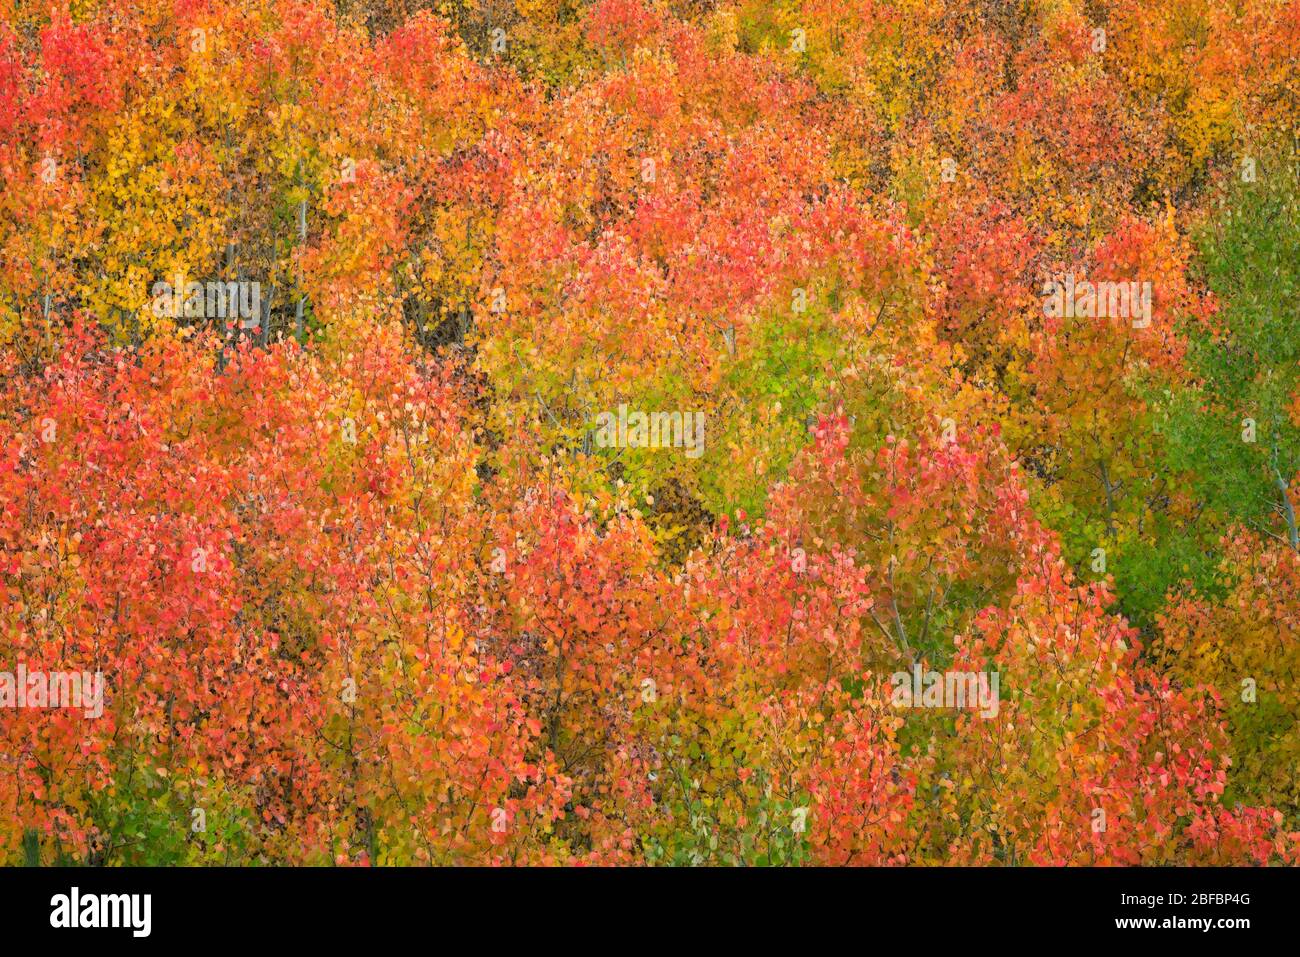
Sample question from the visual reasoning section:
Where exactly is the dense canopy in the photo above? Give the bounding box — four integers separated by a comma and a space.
0, 0, 1297, 865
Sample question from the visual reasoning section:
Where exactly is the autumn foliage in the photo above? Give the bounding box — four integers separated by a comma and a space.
0, 0, 1297, 865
